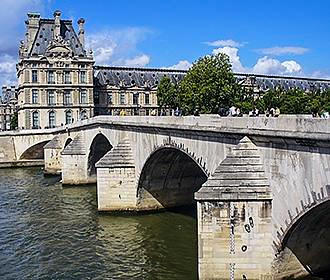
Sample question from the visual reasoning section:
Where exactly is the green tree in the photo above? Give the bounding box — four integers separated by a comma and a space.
156, 76, 178, 109
178, 53, 240, 115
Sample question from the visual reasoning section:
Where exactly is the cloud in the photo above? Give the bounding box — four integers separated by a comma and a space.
257, 46, 309, 56
123, 54, 150, 67
0, 0, 48, 56
210, 46, 303, 75
252, 56, 302, 75
205, 39, 244, 48
0, 54, 18, 86
167, 60, 192, 70
0, 0, 51, 87
86, 27, 152, 67
212, 47, 246, 72
281, 60, 302, 73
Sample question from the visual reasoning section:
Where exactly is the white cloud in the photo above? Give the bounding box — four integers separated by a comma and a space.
0, 0, 51, 87
0, 0, 48, 55
86, 28, 151, 67
123, 54, 150, 67
205, 39, 244, 48
0, 54, 17, 86
258, 46, 308, 56
310, 71, 330, 80
281, 60, 302, 73
212, 47, 246, 72
167, 60, 192, 70
252, 56, 302, 75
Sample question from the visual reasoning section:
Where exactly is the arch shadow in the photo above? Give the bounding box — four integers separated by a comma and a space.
63, 138, 72, 149
137, 147, 208, 210
87, 133, 112, 177
281, 198, 330, 278
20, 140, 51, 160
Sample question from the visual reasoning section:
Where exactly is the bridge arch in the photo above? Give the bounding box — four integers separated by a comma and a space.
87, 133, 112, 177
137, 145, 208, 210
20, 140, 50, 160
280, 198, 330, 277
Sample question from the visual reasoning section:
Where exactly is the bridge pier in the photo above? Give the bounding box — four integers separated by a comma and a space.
44, 136, 63, 175
195, 137, 274, 280
96, 138, 138, 211
61, 134, 91, 185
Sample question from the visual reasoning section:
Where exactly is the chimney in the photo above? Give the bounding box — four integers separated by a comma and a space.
26, 13, 40, 49
54, 10, 61, 37
77, 18, 85, 47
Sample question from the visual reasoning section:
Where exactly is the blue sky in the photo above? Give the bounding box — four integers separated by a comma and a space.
0, 0, 330, 86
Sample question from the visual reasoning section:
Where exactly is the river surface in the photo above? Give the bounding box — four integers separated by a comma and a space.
0, 168, 197, 280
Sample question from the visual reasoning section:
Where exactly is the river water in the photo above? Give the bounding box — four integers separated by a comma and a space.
0, 168, 197, 280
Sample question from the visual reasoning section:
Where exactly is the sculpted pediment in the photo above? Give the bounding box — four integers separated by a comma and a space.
48, 45, 71, 53
45, 35, 73, 57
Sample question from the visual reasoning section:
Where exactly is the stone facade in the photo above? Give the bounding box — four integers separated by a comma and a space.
0, 86, 18, 131
14, 11, 330, 131
17, 11, 94, 130
94, 66, 185, 116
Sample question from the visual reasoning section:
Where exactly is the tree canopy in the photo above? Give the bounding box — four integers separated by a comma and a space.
157, 53, 240, 115
157, 52, 330, 116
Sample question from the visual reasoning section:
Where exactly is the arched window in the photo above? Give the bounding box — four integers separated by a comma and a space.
49, 111, 55, 128
65, 110, 72, 125
32, 111, 39, 129
80, 110, 88, 120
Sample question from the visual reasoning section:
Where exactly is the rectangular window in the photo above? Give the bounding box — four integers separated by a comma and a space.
145, 93, 150, 105
32, 70, 38, 83
64, 91, 71, 105
48, 71, 55, 84
64, 71, 71, 84
49, 111, 55, 128
65, 111, 72, 125
120, 92, 125, 105
48, 90, 55, 105
32, 90, 38, 104
107, 92, 112, 104
133, 93, 139, 105
32, 111, 39, 128
80, 71, 86, 84
80, 90, 87, 104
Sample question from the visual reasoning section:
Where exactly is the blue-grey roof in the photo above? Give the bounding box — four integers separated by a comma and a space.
235, 73, 330, 91
29, 19, 86, 57
94, 66, 330, 91
95, 66, 186, 88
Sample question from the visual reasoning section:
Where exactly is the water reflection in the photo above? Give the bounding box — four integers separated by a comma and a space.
0, 168, 197, 280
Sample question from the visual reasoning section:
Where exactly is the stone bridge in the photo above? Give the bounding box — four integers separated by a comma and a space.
0, 115, 329, 279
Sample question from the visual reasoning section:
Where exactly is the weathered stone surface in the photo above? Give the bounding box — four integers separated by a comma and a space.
61, 134, 86, 155
96, 138, 134, 168
196, 136, 271, 202
96, 138, 137, 211
44, 135, 62, 149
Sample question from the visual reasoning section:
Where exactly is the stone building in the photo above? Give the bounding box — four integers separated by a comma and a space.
16, 11, 94, 129
94, 66, 185, 116
14, 11, 330, 130
0, 86, 18, 131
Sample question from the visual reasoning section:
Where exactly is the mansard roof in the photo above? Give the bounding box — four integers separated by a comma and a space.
94, 66, 186, 88
94, 66, 330, 91
236, 73, 330, 92
29, 19, 86, 57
